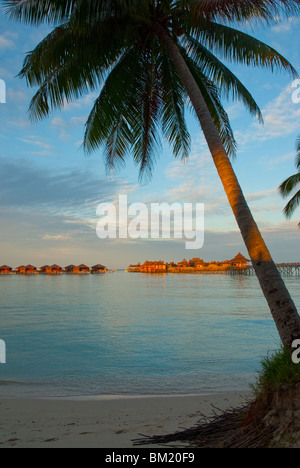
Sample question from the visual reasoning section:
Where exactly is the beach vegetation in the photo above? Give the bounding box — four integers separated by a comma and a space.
3, 0, 300, 347
251, 344, 300, 398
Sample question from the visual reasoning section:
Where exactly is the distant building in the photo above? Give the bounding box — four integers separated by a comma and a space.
91, 264, 107, 274
74, 264, 90, 274
0, 265, 12, 274
229, 253, 251, 268
48, 264, 63, 275
16, 265, 37, 274
16, 265, 26, 274
39, 265, 62, 274
177, 259, 188, 268
139, 261, 166, 273
65, 265, 76, 274
39, 265, 50, 274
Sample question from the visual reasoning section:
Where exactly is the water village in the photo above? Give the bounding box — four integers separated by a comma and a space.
0, 264, 108, 275
128, 253, 300, 276
128, 253, 251, 273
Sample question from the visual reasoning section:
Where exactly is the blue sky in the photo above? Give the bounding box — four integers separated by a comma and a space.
0, 8, 300, 269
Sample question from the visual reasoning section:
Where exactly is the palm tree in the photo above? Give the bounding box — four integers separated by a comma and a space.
4, 0, 300, 347
279, 137, 300, 223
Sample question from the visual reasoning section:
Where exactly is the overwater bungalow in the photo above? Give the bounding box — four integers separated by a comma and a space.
16, 265, 26, 274
64, 265, 76, 274
0, 265, 13, 275
16, 265, 37, 274
48, 264, 63, 275
25, 265, 38, 274
91, 264, 107, 274
39, 265, 50, 274
229, 253, 251, 268
74, 264, 90, 274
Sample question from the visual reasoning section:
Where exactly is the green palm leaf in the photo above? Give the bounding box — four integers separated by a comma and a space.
279, 136, 300, 218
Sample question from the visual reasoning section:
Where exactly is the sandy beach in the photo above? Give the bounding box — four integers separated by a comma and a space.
0, 392, 251, 448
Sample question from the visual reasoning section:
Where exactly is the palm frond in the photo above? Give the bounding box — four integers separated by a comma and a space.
131, 51, 163, 182
2, 0, 125, 25
83, 47, 142, 160
21, 21, 129, 121
296, 137, 300, 169
179, 48, 237, 158
279, 173, 300, 197
188, 0, 300, 23
183, 34, 263, 121
19, 18, 127, 86
160, 50, 191, 160
283, 190, 300, 218
191, 21, 298, 78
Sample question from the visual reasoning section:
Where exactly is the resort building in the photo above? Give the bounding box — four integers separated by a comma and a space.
74, 264, 90, 274
91, 264, 107, 274
49, 264, 63, 275
139, 261, 167, 273
16, 265, 37, 274
39, 265, 50, 274
16, 265, 26, 274
177, 259, 189, 268
64, 265, 76, 274
128, 252, 251, 274
0, 265, 13, 274
229, 253, 251, 268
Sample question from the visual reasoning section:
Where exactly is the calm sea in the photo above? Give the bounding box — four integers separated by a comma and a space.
0, 272, 299, 398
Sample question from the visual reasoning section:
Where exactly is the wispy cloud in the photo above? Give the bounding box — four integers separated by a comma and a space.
271, 16, 300, 33
0, 32, 16, 50
235, 85, 300, 147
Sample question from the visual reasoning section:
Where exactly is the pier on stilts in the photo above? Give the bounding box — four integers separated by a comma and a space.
228, 263, 300, 277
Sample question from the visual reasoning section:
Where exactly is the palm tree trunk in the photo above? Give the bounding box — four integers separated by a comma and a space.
155, 23, 300, 348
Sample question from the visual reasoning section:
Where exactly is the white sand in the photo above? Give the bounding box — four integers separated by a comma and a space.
0, 392, 251, 448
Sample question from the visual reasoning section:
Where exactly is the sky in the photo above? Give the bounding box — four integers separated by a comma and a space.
0, 7, 300, 269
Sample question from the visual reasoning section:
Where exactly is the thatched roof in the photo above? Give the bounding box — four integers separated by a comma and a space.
229, 252, 250, 263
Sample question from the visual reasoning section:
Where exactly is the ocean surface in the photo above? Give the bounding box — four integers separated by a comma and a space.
0, 272, 299, 398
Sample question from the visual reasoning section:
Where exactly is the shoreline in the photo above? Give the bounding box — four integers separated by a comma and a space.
0, 391, 251, 448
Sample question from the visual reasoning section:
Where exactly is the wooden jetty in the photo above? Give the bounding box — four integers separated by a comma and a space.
228, 263, 300, 277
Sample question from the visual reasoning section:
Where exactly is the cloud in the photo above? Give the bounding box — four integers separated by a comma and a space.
42, 234, 71, 240
0, 33, 16, 50
0, 156, 129, 215
51, 115, 87, 141
235, 85, 300, 147
18, 137, 54, 151
271, 17, 300, 33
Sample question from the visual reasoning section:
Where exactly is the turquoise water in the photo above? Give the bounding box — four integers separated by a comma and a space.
0, 272, 299, 397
